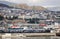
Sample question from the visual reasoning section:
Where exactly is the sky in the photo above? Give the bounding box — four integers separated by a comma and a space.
0, 0, 60, 7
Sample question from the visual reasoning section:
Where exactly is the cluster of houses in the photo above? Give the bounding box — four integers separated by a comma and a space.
0, 6, 60, 25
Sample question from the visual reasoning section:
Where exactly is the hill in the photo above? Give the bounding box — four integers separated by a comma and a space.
0, 1, 47, 10
0, 3, 10, 7
0, 1, 16, 8
15, 4, 47, 10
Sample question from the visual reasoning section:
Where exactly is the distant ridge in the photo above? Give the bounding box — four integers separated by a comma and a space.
0, 1, 48, 11
0, 3, 9, 7
0, 1, 15, 5
0, 1, 16, 8
47, 7, 60, 11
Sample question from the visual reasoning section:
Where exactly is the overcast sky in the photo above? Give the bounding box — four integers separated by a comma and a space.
0, 0, 60, 7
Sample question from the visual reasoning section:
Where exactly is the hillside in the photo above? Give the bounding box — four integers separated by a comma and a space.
15, 4, 47, 10
0, 3, 9, 7
0, 1, 16, 8
0, 1, 47, 10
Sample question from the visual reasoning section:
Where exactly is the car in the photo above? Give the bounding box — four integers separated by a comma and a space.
33, 29, 45, 33
0, 30, 4, 33
7, 28, 24, 33
23, 28, 50, 33
23, 29, 34, 33
6, 27, 50, 33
